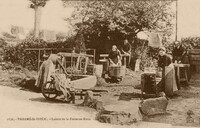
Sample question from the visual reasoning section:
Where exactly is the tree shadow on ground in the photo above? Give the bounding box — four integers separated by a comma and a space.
19, 87, 41, 93
29, 97, 69, 104
29, 97, 96, 113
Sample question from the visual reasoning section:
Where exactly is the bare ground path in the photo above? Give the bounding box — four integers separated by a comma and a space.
0, 86, 179, 128
0, 68, 200, 127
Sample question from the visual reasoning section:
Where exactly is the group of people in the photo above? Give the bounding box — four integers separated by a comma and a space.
108, 39, 188, 96
108, 39, 131, 67
35, 39, 188, 100
157, 40, 189, 96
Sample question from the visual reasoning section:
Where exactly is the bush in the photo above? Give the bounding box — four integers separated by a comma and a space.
3, 38, 73, 70
181, 37, 200, 50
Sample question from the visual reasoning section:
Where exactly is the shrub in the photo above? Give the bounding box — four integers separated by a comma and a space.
3, 38, 73, 70
181, 37, 200, 50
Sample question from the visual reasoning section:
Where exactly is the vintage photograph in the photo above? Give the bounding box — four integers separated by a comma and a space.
0, 0, 200, 128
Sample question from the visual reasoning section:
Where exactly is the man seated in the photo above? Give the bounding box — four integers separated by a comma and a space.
172, 41, 186, 63
121, 39, 131, 67
172, 41, 190, 85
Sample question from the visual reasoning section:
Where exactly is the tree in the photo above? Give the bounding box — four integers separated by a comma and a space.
62, 0, 175, 60
29, 0, 49, 39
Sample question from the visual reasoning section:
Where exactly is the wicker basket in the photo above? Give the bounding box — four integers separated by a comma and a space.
108, 65, 126, 77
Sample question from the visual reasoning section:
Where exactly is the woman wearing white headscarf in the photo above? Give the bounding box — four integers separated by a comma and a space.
35, 54, 74, 103
35, 54, 63, 89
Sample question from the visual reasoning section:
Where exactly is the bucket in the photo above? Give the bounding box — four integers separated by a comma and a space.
94, 65, 103, 77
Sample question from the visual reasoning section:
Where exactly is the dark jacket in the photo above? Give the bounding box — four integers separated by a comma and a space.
172, 45, 185, 62
158, 54, 172, 69
122, 43, 131, 54
108, 50, 121, 64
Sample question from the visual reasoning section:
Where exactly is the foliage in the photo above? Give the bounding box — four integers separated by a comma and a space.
29, 0, 49, 8
62, 0, 175, 63
181, 37, 200, 50
3, 37, 73, 70
0, 38, 7, 47
1, 32, 16, 39
140, 36, 200, 70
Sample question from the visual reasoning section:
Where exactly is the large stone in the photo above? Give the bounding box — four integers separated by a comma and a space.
140, 96, 168, 116
96, 100, 142, 125
81, 91, 104, 111
81, 91, 94, 106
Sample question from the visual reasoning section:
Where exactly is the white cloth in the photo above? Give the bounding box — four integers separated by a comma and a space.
135, 59, 141, 72
53, 73, 74, 100
148, 33, 162, 48
164, 63, 178, 95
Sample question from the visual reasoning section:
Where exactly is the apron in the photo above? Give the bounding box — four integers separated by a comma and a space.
164, 63, 178, 96
35, 60, 55, 89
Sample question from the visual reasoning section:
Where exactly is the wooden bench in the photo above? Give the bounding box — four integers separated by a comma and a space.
100, 54, 109, 60
174, 63, 190, 86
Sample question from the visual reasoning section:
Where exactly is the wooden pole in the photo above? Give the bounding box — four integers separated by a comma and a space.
38, 50, 41, 74
175, 0, 178, 41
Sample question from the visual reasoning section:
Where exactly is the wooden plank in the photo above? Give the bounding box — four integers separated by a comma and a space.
100, 54, 109, 57
84, 57, 89, 74
76, 56, 80, 72
174, 63, 190, 67
58, 52, 93, 58
37, 50, 41, 73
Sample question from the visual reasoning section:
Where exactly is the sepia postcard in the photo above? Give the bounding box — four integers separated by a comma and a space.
0, 0, 200, 128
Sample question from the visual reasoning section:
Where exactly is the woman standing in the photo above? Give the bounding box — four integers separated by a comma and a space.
157, 47, 178, 96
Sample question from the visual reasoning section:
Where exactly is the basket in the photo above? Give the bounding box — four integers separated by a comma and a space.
108, 65, 126, 77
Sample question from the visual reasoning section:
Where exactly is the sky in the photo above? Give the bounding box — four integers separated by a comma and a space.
0, 0, 200, 39
178, 0, 200, 39
0, 0, 74, 33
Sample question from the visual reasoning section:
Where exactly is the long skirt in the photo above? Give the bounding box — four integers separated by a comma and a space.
164, 63, 178, 96
158, 64, 178, 97
35, 60, 55, 89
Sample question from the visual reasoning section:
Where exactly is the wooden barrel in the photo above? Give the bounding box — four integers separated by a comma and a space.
189, 50, 200, 73
189, 49, 200, 55
141, 72, 156, 94
108, 65, 126, 78
87, 64, 95, 75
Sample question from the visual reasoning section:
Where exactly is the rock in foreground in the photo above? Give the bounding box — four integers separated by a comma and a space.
140, 96, 168, 116
96, 101, 142, 125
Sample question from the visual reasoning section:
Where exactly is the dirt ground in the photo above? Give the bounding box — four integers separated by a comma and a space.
0, 67, 200, 127
92, 69, 200, 127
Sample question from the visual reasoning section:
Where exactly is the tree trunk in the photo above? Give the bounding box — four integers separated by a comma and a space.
34, 6, 42, 39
